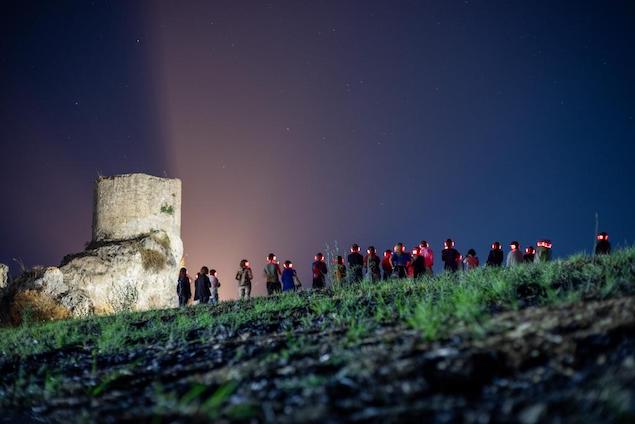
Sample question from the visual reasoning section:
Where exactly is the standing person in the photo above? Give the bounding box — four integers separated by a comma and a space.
312, 253, 328, 289
523, 246, 536, 263
410, 246, 425, 278
364, 246, 381, 282
209, 269, 221, 304
534, 240, 553, 263
264, 253, 282, 296
390, 243, 411, 279
463, 249, 480, 270
176, 267, 191, 307
419, 241, 434, 276
235, 260, 253, 300
381, 250, 393, 280
486, 242, 504, 267
506, 241, 524, 267
281, 261, 298, 292
194, 266, 212, 304
441, 239, 460, 272
595, 232, 611, 255
334, 256, 347, 285
347, 244, 364, 283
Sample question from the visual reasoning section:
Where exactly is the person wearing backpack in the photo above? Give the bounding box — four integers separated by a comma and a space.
595, 232, 611, 255
176, 267, 191, 307
486, 242, 504, 267
281, 260, 300, 292
419, 241, 434, 276
347, 243, 364, 284
441, 239, 460, 272
263, 253, 282, 296
194, 266, 212, 304
534, 240, 553, 263
312, 253, 328, 289
209, 269, 221, 304
364, 246, 381, 282
381, 249, 393, 280
463, 249, 480, 270
390, 243, 411, 279
523, 246, 536, 263
235, 259, 253, 300
410, 246, 425, 278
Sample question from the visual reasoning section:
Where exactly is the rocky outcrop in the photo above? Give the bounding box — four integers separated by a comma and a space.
0, 263, 8, 289
6, 173, 184, 321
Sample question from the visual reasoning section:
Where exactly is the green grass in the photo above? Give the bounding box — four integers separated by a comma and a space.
1, 248, 634, 359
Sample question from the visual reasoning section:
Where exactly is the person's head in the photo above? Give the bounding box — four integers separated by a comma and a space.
467, 248, 476, 257
240, 259, 249, 268
179, 267, 187, 279
597, 232, 609, 241
537, 239, 552, 249
367, 246, 376, 255
336, 255, 343, 264
267, 253, 276, 262
284, 260, 293, 269
510, 241, 519, 250
412, 246, 421, 255
420, 240, 429, 249
491, 241, 501, 250
444, 239, 455, 249
525, 247, 535, 254
384, 249, 392, 258
394, 243, 404, 253
315, 253, 324, 261
210, 269, 217, 277
200, 266, 209, 275
351, 243, 360, 253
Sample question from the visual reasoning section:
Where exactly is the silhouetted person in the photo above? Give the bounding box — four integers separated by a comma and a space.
235, 260, 253, 300
506, 241, 523, 267
334, 255, 347, 285
486, 242, 504, 267
534, 240, 552, 263
381, 250, 393, 280
348, 244, 364, 283
194, 266, 212, 304
441, 239, 460, 272
523, 247, 535, 263
312, 253, 328, 289
264, 253, 282, 295
390, 243, 411, 278
176, 267, 191, 307
410, 246, 425, 278
419, 240, 434, 276
463, 249, 480, 270
209, 269, 220, 304
364, 246, 381, 282
281, 261, 298, 292
595, 232, 611, 255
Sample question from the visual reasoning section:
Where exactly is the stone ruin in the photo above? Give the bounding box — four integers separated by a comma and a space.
1, 173, 183, 321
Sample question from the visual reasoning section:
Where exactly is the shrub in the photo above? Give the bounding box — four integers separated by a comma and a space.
9, 290, 70, 325
140, 249, 166, 271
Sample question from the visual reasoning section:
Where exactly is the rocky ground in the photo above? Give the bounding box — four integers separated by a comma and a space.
1, 294, 634, 423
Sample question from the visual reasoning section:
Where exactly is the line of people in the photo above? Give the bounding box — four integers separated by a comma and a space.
176, 232, 613, 305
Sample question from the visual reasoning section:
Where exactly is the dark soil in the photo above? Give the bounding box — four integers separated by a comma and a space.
1, 296, 635, 423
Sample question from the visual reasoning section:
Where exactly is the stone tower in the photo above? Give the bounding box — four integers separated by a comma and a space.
92, 173, 181, 242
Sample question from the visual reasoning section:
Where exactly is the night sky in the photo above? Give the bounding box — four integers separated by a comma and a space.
2, 1, 634, 299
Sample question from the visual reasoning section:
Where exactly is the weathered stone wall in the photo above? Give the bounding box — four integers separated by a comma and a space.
92, 174, 181, 242
0, 263, 8, 289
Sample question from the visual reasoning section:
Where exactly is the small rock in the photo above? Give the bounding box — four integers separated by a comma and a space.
519, 402, 546, 424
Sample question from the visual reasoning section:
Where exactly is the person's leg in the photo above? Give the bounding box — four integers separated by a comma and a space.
246, 283, 251, 299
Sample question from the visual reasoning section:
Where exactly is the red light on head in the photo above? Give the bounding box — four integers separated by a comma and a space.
245, 261, 250, 267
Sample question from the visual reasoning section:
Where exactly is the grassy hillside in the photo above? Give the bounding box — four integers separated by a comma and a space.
1, 249, 634, 422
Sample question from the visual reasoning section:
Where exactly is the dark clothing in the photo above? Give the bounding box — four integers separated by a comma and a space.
393, 265, 407, 279
266, 281, 282, 295
411, 255, 425, 278
176, 276, 191, 305
348, 252, 364, 283
281, 268, 297, 292
441, 248, 460, 272
486, 249, 504, 267
194, 274, 211, 302
391, 252, 411, 267
364, 254, 381, 282
595, 240, 611, 255
381, 257, 392, 280
312, 261, 328, 289
523, 253, 535, 263
534, 247, 552, 263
